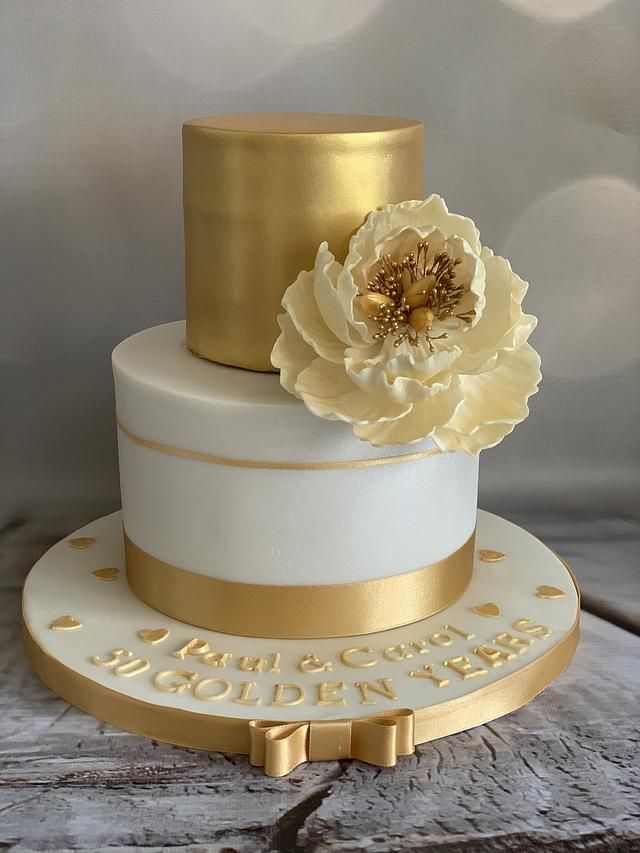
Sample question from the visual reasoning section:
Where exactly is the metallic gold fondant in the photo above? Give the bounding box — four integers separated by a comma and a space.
513, 618, 552, 639
270, 683, 305, 708
443, 624, 476, 640
92, 568, 119, 582
429, 632, 454, 647
340, 647, 378, 669
50, 615, 82, 630
171, 638, 210, 659
298, 653, 333, 674
409, 664, 450, 688
183, 113, 424, 370
355, 678, 398, 705
493, 633, 533, 654
443, 656, 488, 680
68, 537, 95, 549
536, 585, 566, 599
471, 602, 501, 618
138, 628, 170, 644
479, 549, 507, 563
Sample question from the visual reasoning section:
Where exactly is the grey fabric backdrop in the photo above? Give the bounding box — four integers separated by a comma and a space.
2, 0, 639, 531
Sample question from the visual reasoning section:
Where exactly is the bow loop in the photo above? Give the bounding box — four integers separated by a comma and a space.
249, 710, 415, 777
351, 708, 416, 767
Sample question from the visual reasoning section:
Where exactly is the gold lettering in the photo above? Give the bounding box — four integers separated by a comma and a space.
234, 681, 262, 706
238, 656, 268, 672
493, 632, 533, 654
316, 681, 347, 706
473, 645, 517, 668
444, 656, 488, 680
91, 648, 132, 668
154, 669, 198, 693
443, 624, 476, 641
429, 632, 453, 647
409, 640, 430, 654
267, 653, 281, 673
513, 619, 552, 640
383, 644, 414, 662
201, 651, 233, 668
193, 677, 232, 701
340, 647, 378, 668
171, 638, 210, 660
270, 683, 305, 707
298, 653, 333, 674
114, 658, 150, 678
355, 678, 398, 705
409, 664, 450, 688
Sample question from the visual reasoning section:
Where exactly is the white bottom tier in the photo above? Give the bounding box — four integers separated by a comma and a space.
112, 323, 479, 590
23, 509, 579, 774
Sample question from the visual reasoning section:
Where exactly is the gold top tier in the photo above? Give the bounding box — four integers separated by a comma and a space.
183, 113, 424, 371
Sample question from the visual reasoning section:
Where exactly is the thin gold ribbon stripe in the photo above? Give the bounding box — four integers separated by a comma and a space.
116, 419, 442, 471
124, 531, 475, 639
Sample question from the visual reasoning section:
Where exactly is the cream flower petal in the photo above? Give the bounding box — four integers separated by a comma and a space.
271, 313, 316, 397
345, 343, 461, 403
343, 196, 481, 274
282, 268, 345, 364
334, 268, 375, 343
272, 196, 540, 453
411, 195, 481, 255
354, 375, 465, 447
432, 343, 541, 454
295, 357, 411, 425
456, 248, 536, 374
313, 243, 369, 347
369, 224, 443, 269
444, 236, 486, 329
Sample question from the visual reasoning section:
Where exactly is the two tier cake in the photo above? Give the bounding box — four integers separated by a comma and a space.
23, 114, 579, 777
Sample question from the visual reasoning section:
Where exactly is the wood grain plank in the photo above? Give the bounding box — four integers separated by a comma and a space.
298, 611, 640, 852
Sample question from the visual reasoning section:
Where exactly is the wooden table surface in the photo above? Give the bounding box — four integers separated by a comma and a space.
1, 515, 639, 852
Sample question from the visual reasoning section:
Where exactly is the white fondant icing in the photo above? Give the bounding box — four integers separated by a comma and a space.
113, 323, 479, 585
22, 510, 579, 723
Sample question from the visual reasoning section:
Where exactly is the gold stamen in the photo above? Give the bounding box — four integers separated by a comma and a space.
360, 240, 471, 349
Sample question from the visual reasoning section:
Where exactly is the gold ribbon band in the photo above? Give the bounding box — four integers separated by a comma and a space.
249, 709, 416, 777
116, 419, 442, 471
124, 531, 475, 639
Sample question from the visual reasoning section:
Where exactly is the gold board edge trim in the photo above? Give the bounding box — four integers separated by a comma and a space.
116, 418, 443, 471
124, 530, 476, 640
22, 575, 580, 757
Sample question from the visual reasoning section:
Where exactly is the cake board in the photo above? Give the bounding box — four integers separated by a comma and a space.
22, 509, 579, 777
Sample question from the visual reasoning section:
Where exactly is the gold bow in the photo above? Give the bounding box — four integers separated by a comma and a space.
248, 709, 415, 777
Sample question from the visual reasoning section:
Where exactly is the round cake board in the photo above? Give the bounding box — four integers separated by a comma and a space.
22, 510, 579, 776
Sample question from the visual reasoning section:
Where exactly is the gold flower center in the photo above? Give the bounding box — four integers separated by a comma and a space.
358, 241, 475, 351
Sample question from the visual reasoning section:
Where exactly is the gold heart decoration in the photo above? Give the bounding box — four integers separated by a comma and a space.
138, 628, 169, 644
92, 567, 119, 582
68, 537, 96, 549
471, 602, 501, 618
50, 615, 82, 631
479, 549, 507, 563
536, 585, 566, 599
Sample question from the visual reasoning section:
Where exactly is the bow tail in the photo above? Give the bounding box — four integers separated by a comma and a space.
249, 720, 311, 777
